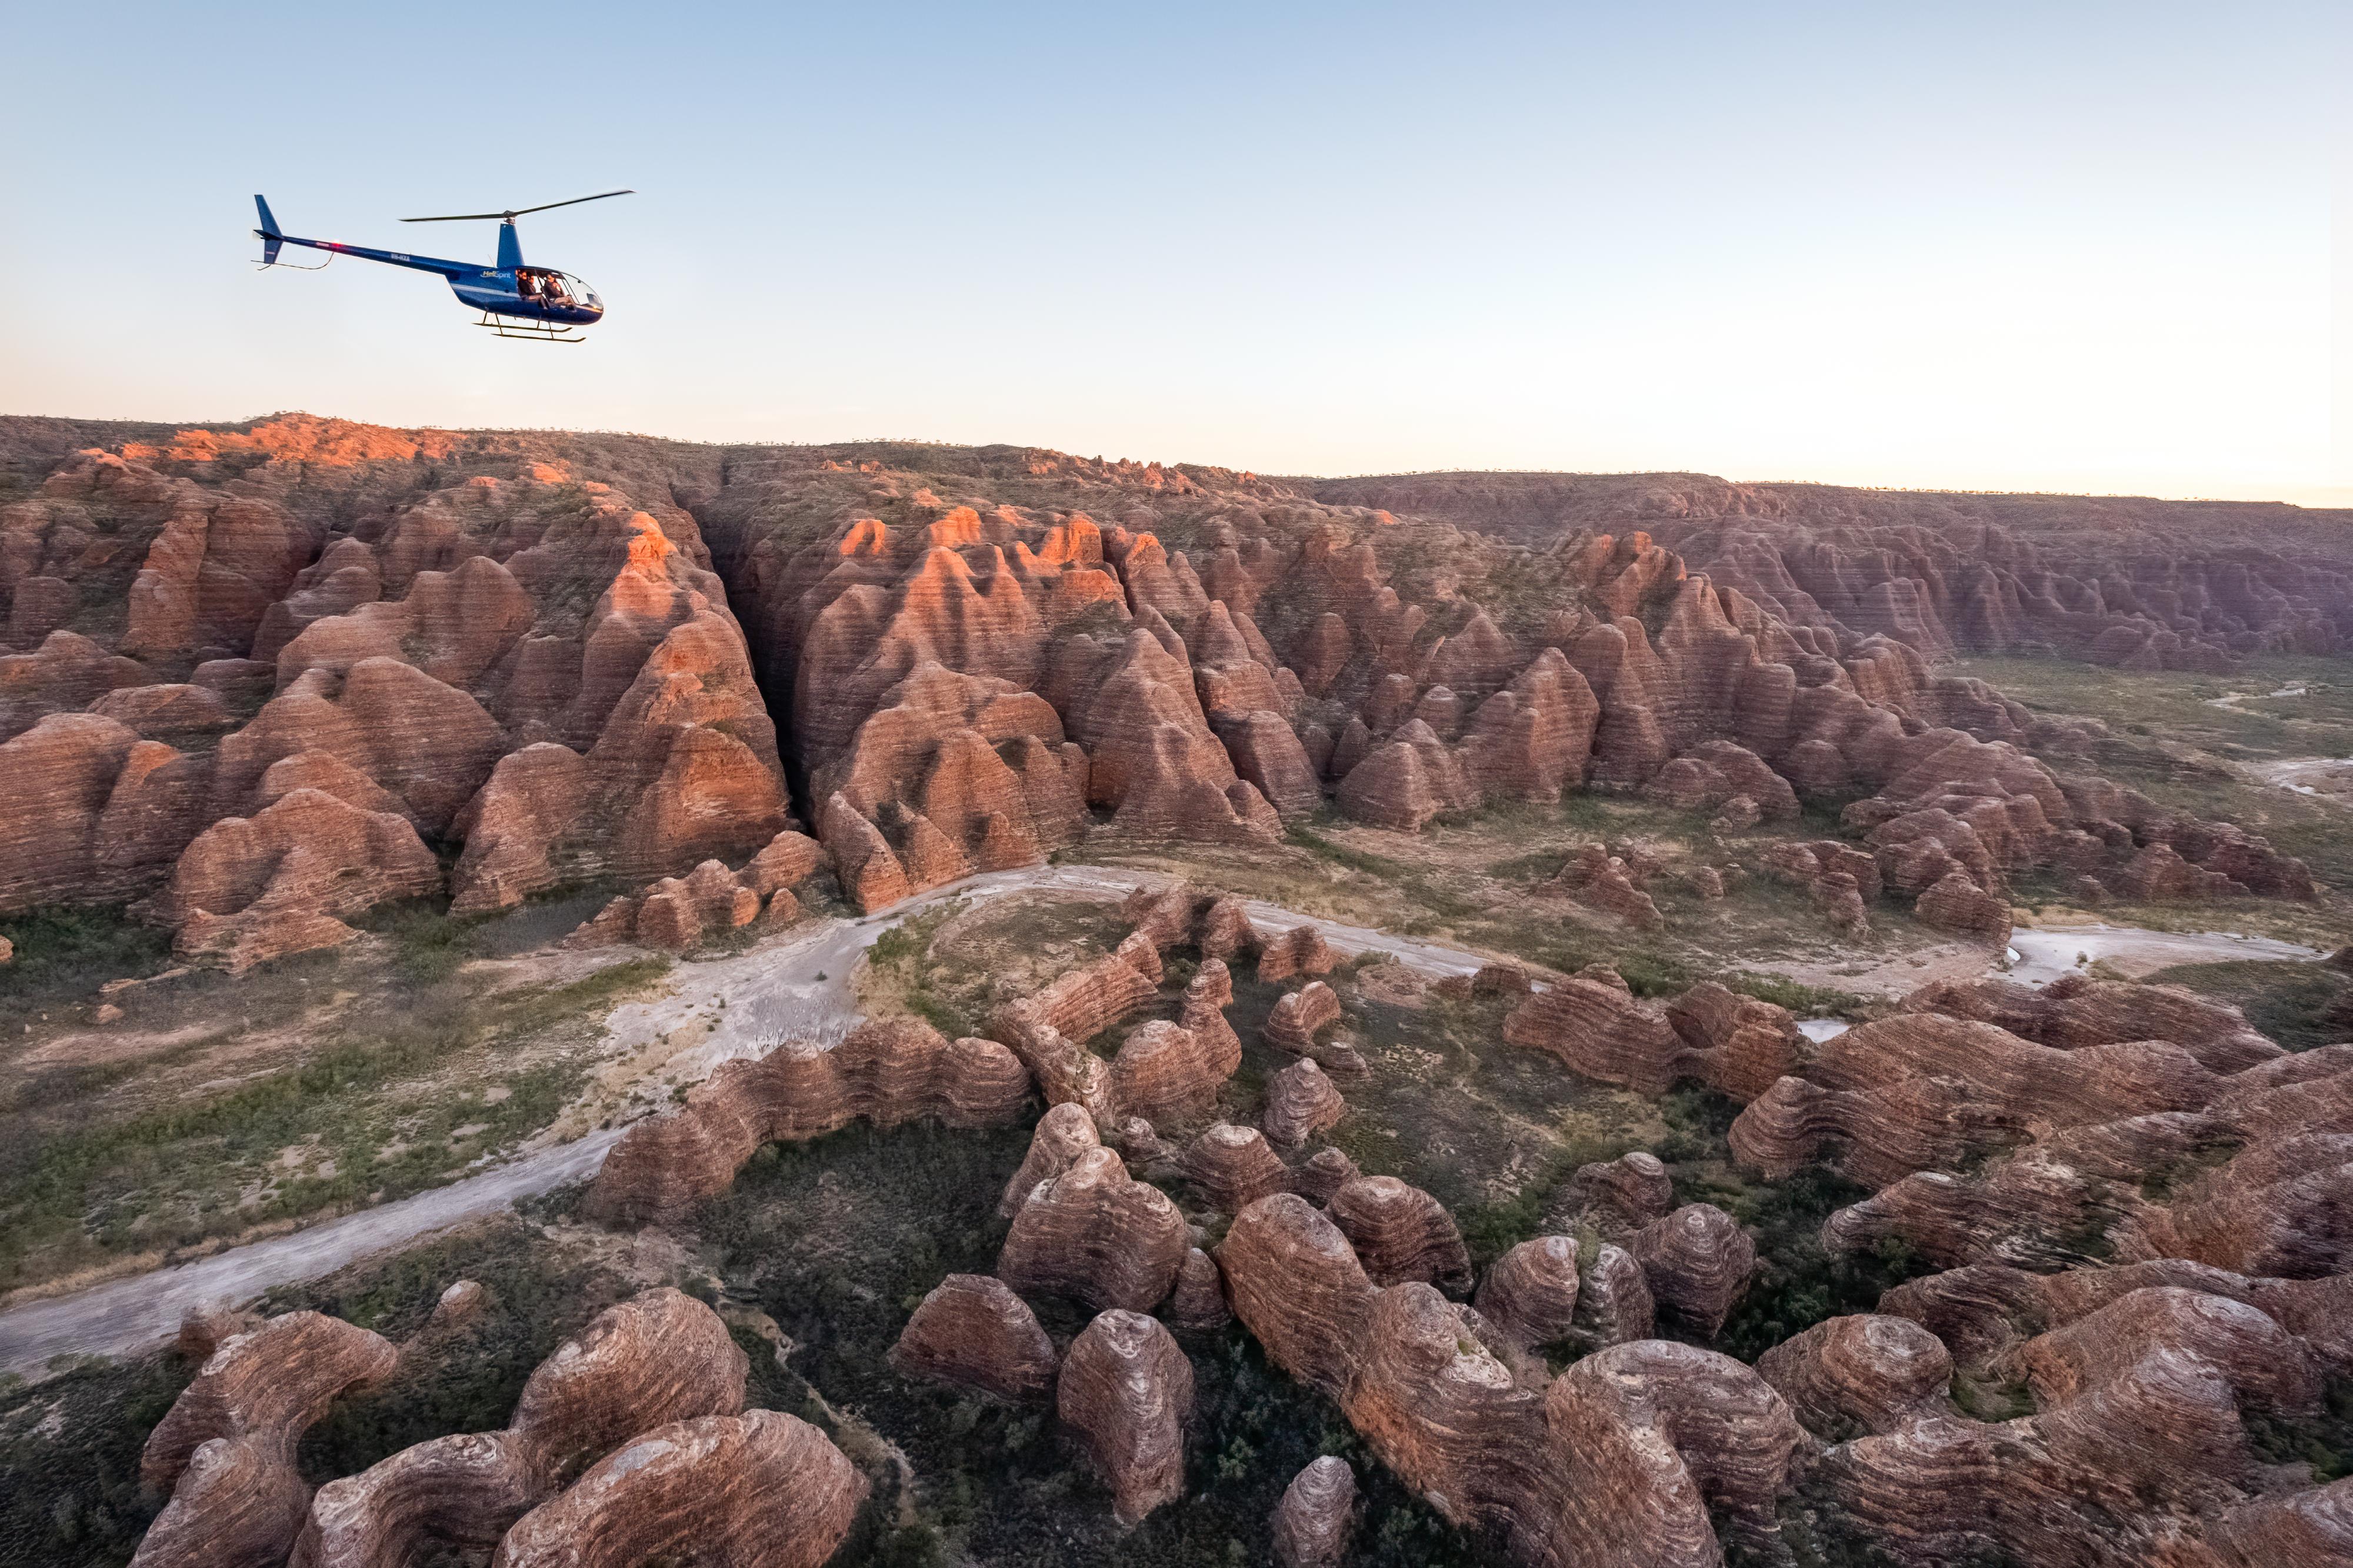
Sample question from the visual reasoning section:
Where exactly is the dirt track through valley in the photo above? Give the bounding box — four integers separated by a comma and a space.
0, 866, 2324, 1377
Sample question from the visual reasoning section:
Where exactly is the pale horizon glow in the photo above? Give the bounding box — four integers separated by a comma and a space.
5, 2, 2349, 508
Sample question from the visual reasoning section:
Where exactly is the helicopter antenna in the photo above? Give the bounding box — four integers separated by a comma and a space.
399, 190, 634, 223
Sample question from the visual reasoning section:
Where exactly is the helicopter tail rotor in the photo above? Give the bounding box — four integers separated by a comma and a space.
253, 194, 283, 266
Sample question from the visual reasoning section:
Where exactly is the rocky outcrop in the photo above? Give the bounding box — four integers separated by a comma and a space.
1179, 1122, 1292, 1213
1728, 1012, 2220, 1188
1541, 1340, 1811, 1565
1339, 1283, 1549, 1539
1262, 1057, 1347, 1147
1170, 1247, 1233, 1332
135, 1312, 400, 1568
286, 1288, 749, 1568
1503, 978, 1689, 1095
489, 1410, 864, 1567
159, 787, 441, 972
1257, 923, 1337, 982
588, 1020, 1031, 1225
1630, 1205, 1755, 1339
1266, 981, 1362, 1075
560, 833, 824, 948
1474, 1236, 1584, 1350
1293, 1146, 1365, 1205
1543, 842, 1665, 929
1271, 1455, 1358, 1568
889, 1273, 1059, 1403
1907, 971, 2284, 1073
1572, 1244, 1658, 1349
998, 1146, 1189, 1312
1104, 960, 1239, 1126
1551, 1151, 1675, 1239
1216, 1195, 1381, 1393
1056, 1309, 1195, 1524
1753, 1313, 1955, 1440
1326, 1176, 1473, 1293
999, 1101, 1103, 1217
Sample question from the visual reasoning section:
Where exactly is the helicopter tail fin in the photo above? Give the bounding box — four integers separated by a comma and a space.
254, 195, 283, 265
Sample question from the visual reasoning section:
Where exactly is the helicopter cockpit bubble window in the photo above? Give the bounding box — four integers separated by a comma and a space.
557, 273, 600, 308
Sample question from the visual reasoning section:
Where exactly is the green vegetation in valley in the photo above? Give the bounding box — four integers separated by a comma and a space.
2140, 958, 2351, 1053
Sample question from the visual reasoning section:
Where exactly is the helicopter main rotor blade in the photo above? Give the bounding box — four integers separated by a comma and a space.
399, 190, 635, 223
507, 189, 635, 216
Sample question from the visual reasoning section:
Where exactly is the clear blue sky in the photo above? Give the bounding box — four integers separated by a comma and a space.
5, 2, 2347, 502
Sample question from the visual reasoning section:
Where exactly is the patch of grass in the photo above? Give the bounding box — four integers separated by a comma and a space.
2247, 1376, 2353, 1484
0, 945, 646, 1295
1285, 823, 1481, 920
0, 1348, 188, 1564
2139, 959, 2351, 1052
494, 955, 674, 1036
1725, 972, 1872, 1020
354, 898, 478, 985
0, 906, 174, 1024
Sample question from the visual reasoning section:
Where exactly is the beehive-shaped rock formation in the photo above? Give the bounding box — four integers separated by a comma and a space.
1056, 1310, 1195, 1525
998, 1146, 1188, 1312
889, 1273, 1059, 1403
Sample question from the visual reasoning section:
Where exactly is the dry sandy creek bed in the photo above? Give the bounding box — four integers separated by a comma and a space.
0, 866, 2327, 1379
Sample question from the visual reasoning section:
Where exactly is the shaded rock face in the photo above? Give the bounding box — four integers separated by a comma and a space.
889, 1273, 1059, 1403
1056, 1310, 1197, 1525
588, 1019, 1030, 1225
489, 1410, 866, 1567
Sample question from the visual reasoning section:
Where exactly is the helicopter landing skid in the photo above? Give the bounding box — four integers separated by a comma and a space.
475, 312, 585, 343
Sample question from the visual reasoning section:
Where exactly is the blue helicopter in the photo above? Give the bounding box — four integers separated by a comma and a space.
252, 190, 632, 341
